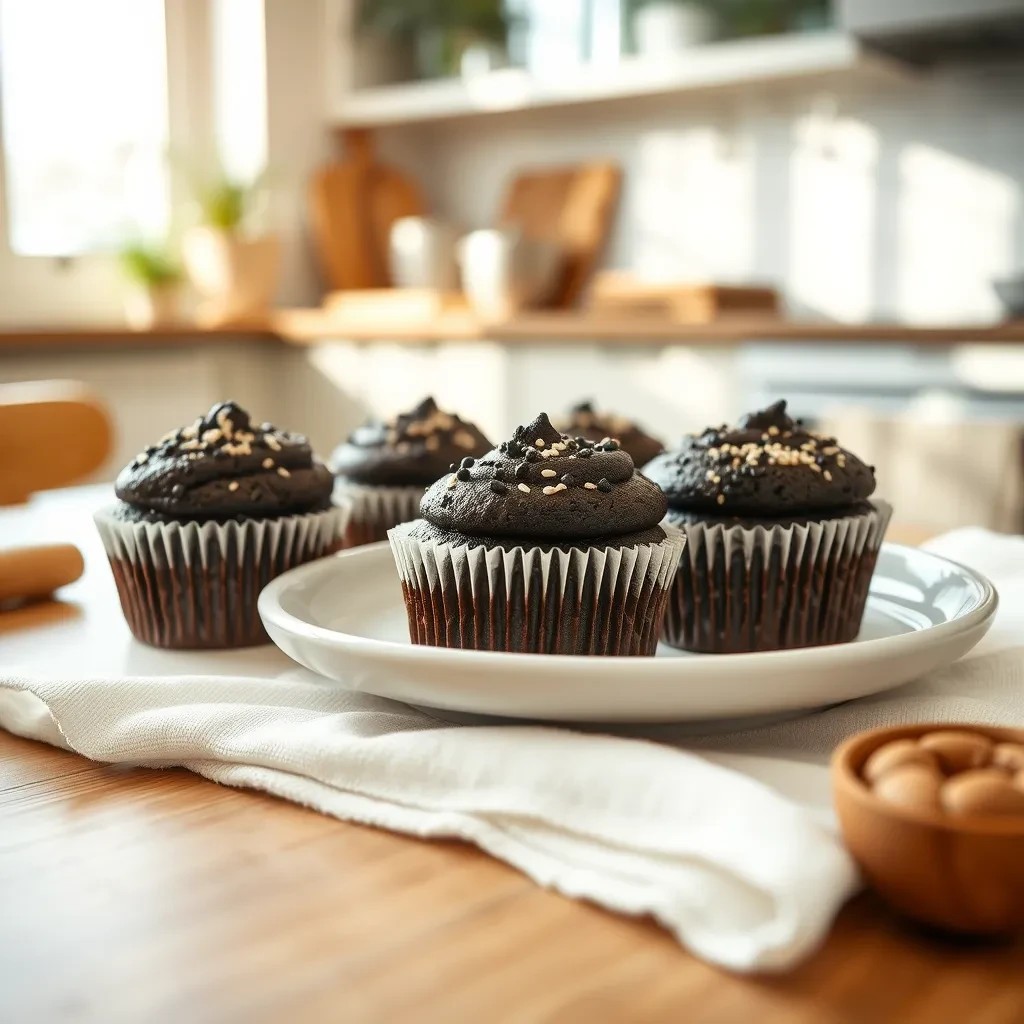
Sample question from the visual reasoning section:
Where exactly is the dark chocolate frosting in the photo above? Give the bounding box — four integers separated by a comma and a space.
419, 412, 667, 541
115, 401, 333, 518
555, 400, 665, 468
332, 397, 491, 487
644, 399, 876, 515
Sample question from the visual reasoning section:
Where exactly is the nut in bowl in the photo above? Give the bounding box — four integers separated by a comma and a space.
832, 723, 1024, 936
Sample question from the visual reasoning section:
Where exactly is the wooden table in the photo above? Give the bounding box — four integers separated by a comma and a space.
2, 495, 1022, 1023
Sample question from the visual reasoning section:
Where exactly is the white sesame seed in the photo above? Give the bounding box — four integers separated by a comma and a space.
810, 464, 822, 473
448, 474, 457, 488
541, 469, 557, 478
262, 457, 274, 469
136, 452, 149, 464
202, 429, 222, 444
265, 435, 282, 451
555, 482, 567, 492
716, 494, 726, 505
584, 482, 598, 490
425, 435, 440, 452
228, 481, 239, 492
768, 426, 780, 436
823, 470, 833, 481
705, 470, 715, 480
711, 475, 720, 484
454, 430, 476, 450
534, 439, 544, 448
277, 467, 291, 478
542, 485, 558, 495
517, 482, 530, 493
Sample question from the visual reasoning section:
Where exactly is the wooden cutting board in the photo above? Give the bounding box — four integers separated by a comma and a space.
588, 273, 781, 322
499, 161, 621, 308
308, 130, 425, 290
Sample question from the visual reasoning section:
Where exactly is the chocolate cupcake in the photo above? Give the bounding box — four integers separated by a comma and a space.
388, 412, 684, 655
556, 400, 665, 467
94, 401, 346, 649
332, 397, 491, 548
644, 400, 892, 654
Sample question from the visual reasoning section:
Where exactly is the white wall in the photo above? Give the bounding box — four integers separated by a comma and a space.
381, 59, 1024, 325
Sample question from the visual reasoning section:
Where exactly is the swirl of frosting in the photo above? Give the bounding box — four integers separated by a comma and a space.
555, 400, 665, 468
332, 397, 491, 487
115, 401, 333, 518
419, 412, 667, 540
644, 399, 877, 515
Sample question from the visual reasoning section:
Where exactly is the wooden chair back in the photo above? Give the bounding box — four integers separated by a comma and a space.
0, 380, 113, 506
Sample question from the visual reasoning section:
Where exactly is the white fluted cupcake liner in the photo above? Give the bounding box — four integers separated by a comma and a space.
663, 498, 892, 654
388, 521, 685, 656
94, 503, 348, 649
333, 479, 424, 548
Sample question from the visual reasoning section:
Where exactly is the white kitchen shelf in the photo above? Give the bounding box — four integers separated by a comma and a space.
330, 31, 905, 128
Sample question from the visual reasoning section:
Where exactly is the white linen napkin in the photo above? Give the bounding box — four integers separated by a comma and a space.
2, 526, 1021, 974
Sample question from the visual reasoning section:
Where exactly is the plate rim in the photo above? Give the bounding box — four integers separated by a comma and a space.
258, 541, 998, 674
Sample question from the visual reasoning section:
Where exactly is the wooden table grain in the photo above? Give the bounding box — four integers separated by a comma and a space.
2, 497, 1022, 1023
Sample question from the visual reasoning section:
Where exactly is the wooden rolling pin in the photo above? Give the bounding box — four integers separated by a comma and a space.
0, 544, 84, 606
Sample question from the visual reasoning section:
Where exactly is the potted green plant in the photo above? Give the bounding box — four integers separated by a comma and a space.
181, 169, 281, 327
357, 0, 512, 80
118, 241, 183, 330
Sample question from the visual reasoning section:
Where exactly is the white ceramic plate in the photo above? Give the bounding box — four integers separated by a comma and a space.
259, 541, 997, 723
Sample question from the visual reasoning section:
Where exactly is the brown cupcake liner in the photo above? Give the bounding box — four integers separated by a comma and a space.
662, 498, 892, 654
94, 504, 348, 649
333, 480, 424, 548
388, 522, 685, 656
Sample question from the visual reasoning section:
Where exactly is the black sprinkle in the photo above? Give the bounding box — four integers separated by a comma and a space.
456, 468, 471, 481
514, 463, 529, 480
576, 448, 592, 459
597, 478, 612, 492
171, 484, 185, 497
493, 468, 505, 482
574, 436, 589, 446
441, 494, 454, 507
560, 474, 576, 487
460, 457, 475, 469
524, 449, 540, 462
489, 480, 508, 495
449, 463, 457, 472
251, 488, 262, 501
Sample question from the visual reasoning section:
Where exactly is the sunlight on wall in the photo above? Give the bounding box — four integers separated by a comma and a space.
789, 107, 879, 322
213, 0, 268, 183
305, 341, 509, 441
632, 125, 752, 280
897, 144, 1020, 324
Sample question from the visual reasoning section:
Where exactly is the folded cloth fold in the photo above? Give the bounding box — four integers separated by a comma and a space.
2, 527, 1021, 973
0, 673, 854, 973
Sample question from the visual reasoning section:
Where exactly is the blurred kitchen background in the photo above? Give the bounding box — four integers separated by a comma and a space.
1, 0, 1024, 536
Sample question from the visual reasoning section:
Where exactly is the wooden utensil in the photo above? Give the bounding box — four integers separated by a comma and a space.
308, 129, 425, 291
0, 544, 84, 606
833, 723, 1024, 936
499, 161, 621, 308
0, 381, 112, 505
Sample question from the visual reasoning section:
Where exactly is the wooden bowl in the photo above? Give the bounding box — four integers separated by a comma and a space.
832, 723, 1024, 935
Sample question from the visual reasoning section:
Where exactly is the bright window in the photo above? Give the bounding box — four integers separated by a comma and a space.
0, 0, 169, 256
